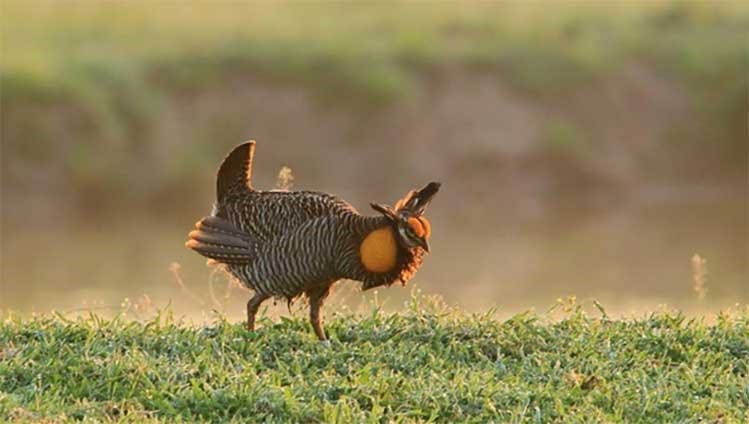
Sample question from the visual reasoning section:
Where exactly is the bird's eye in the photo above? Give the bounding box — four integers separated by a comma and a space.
407, 217, 425, 238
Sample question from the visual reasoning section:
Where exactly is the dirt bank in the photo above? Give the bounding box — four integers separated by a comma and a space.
2, 65, 745, 224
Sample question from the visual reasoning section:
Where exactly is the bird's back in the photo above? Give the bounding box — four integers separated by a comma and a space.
217, 189, 358, 243
211, 141, 359, 242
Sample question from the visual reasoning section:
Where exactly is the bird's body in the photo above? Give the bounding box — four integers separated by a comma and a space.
187, 141, 439, 340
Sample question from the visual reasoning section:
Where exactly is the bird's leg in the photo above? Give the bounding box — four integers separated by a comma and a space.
246, 293, 269, 331
307, 286, 331, 342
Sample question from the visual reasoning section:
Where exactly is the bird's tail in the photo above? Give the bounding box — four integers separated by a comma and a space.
216, 140, 256, 202
185, 216, 255, 265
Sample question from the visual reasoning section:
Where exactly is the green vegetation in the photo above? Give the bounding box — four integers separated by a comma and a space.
6, 2, 747, 105
2, 298, 747, 423
4, 1, 747, 212
543, 119, 588, 154
4, 1, 747, 125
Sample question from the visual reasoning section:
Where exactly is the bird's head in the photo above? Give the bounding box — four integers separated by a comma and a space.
371, 182, 440, 253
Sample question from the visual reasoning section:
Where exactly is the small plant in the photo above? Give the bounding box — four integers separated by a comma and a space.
543, 119, 587, 155
275, 166, 295, 191
692, 253, 708, 301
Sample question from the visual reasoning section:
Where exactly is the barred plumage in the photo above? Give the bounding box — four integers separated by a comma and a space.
187, 141, 439, 341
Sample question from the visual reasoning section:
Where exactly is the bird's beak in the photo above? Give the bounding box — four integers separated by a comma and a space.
418, 237, 430, 253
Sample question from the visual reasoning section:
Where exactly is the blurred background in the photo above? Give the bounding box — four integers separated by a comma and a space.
2, 1, 747, 320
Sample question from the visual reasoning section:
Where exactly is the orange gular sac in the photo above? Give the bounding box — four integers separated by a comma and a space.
359, 227, 398, 274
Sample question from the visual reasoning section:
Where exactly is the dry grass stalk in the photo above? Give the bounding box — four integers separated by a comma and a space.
276, 166, 294, 190
691, 254, 708, 301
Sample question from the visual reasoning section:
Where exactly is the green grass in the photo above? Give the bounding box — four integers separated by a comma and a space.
2, 297, 747, 423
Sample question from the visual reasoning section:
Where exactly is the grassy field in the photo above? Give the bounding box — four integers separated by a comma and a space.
1, 298, 747, 423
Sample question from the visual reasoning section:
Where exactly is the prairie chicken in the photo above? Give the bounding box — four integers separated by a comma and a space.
186, 141, 440, 341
